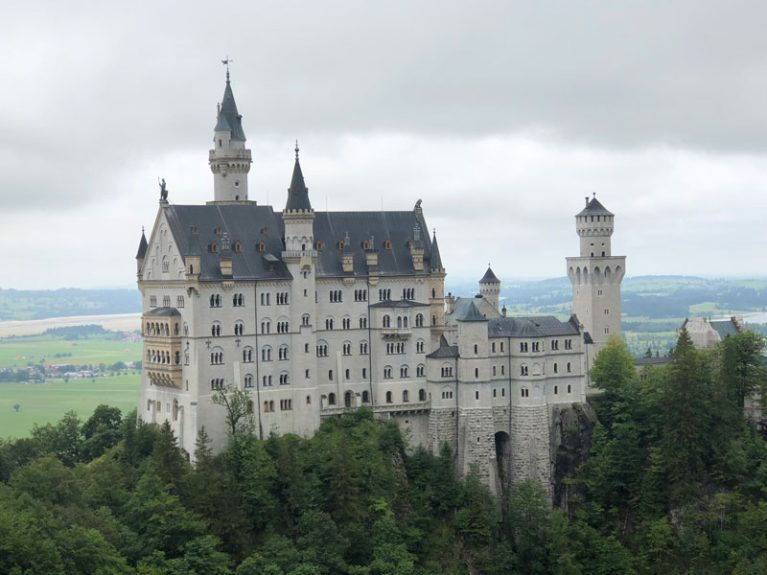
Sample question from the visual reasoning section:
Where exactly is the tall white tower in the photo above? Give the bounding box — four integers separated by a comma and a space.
566, 195, 626, 355
209, 68, 252, 203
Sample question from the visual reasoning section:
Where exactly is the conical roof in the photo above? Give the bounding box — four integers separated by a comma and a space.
430, 231, 444, 271
135, 229, 148, 259
577, 196, 613, 217
479, 266, 499, 284
285, 147, 312, 211
215, 76, 246, 142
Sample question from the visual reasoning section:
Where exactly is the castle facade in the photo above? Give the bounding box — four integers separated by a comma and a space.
137, 73, 625, 494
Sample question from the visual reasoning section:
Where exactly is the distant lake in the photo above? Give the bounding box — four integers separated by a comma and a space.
743, 312, 767, 324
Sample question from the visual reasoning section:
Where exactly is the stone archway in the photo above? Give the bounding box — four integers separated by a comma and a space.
495, 431, 512, 496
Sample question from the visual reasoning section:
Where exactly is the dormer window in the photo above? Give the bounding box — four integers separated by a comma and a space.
383, 239, 392, 250
315, 240, 325, 251
234, 241, 242, 253
210, 242, 218, 253
258, 241, 266, 253
362, 240, 370, 250
214, 227, 223, 236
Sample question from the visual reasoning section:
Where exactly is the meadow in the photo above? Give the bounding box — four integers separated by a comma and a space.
0, 334, 142, 369
0, 373, 141, 439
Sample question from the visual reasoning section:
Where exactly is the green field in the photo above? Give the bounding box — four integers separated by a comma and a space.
0, 335, 142, 369
0, 373, 141, 439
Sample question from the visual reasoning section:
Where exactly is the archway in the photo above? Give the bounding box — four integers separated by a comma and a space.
495, 431, 512, 495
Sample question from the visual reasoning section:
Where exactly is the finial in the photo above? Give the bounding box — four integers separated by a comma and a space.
593, 192, 596, 198
141, 226, 145, 234
221, 56, 233, 82
295, 140, 300, 160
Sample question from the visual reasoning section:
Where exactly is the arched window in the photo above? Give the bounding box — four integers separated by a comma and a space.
328, 393, 336, 406
242, 347, 253, 363
400, 365, 409, 378
415, 313, 424, 327
383, 315, 391, 328
386, 391, 393, 404
344, 391, 353, 408
244, 374, 253, 388
416, 364, 425, 377
362, 390, 370, 403
418, 388, 426, 401
402, 390, 409, 402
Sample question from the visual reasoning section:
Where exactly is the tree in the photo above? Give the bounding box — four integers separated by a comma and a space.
82, 405, 123, 460
212, 386, 255, 440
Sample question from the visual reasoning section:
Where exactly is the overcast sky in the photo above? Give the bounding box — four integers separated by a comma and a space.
2, 0, 766, 290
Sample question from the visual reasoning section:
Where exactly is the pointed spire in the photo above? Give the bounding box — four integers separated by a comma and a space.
285, 142, 312, 211
136, 227, 148, 259
214, 62, 246, 141
430, 229, 444, 271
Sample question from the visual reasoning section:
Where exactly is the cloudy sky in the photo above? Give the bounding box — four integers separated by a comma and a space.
2, 0, 766, 290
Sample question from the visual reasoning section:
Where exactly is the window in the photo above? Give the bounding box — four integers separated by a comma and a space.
210, 350, 224, 365
277, 321, 289, 334
475, 368, 479, 379
384, 366, 393, 379
402, 288, 414, 299
244, 375, 253, 388
262, 375, 273, 387
305, 369, 310, 379
260, 293, 271, 306
359, 316, 368, 329
491, 342, 496, 353
378, 288, 391, 301
564, 339, 572, 350
242, 347, 253, 363
163, 295, 171, 307
474, 344, 478, 354
362, 367, 367, 379
360, 341, 369, 355
441, 365, 454, 378
554, 385, 558, 395
567, 362, 572, 373
441, 390, 454, 400
176, 295, 184, 308
416, 340, 424, 353
493, 366, 497, 376
261, 346, 272, 361
520, 342, 528, 352
260, 320, 271, 334
500, 341, 504, 353
342, 317, 351, 330
567, 384, 572, 393
328, 393, 336, 406
501, 365, 505, 375
279, 373, 289, 385
343, 342, 352, 356
328, 369, 333, 381
150, 296, 157, 307
551, 339, 559, 351
520, 365, 529, 376
415, 313, 424, 327
211, 322, 221, 337
501, 388, 505, 397
493, 388, 497, 398
386, 391, 393, 403
325, 318, 334, 330
403, 390, 409, 402
354, 289, 368, 302
316, 343, 328, 357
345, 369, 350, 380
416, 364, 425, 377
302, 314, 310, 326
209, 294, 221, 307
329, 289, 343, 303
532, 341, 540, 352
263, 400, 275, 413
234, 321, 244, 336
521, 388, 529, 398
279, 345, 289, 360
210, 378, 224, 390
233, 293, 244, 307
400, 365, 409, 378
383, 315, 391, 328
362, 390, 370, 403
419, 388, 426, 401
276, 292, 289, 305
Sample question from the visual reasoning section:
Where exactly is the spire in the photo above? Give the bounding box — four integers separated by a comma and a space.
135, 228, 148, 259
479, 265, 500, 284
285, 142, 312, 211
430, 229, 444, 271
214, 62, 246, 141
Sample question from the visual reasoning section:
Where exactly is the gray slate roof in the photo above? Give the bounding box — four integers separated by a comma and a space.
479, 266, 500, 284
577, 196, 613, 217
163, 204, 439, 281
136, 230, 148, 259
457, 301, 487, 322
145, 307, 181, 317
430, 232, 444, 271
427, 335, 459, 359
285, 155, 312, 211
710, 319, 740, 339
488, 315, 580, 338
215, 79, 246, 142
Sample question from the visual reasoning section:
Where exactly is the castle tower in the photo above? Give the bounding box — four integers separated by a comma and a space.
209, 67, 252, 203
479, 266, 500, 311
428, 230, 446, 347
566, 195, 626, 355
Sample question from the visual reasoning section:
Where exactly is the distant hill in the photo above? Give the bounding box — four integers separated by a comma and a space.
0, 289, 140, 321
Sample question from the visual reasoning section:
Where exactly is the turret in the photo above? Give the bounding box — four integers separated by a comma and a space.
479, 265, 500, 311
575, 194, 614, 257
209, 68, 252, 203
282, 143, 315, 254
135, 228, 148, 275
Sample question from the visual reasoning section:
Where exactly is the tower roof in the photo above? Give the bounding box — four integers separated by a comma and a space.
577, 195, 613, 217
479, 265, 500, 284
285, 144, 312, 211
430, 230, 444, 271
457, 300, 488, 322
135, 229, 148, 259
215, 75, 246, 142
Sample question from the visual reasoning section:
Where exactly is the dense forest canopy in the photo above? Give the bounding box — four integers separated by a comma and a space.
1, 330, 766, 574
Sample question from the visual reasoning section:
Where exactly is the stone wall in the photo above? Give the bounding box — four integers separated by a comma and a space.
510, 403, 552, 495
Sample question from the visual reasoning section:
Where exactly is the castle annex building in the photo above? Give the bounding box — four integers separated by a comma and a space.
137, 73, 626, 495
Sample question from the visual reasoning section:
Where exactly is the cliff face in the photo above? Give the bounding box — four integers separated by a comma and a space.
551, 402, 597, 509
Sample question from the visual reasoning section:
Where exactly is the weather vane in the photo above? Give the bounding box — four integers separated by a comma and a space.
221, 56, 233, 80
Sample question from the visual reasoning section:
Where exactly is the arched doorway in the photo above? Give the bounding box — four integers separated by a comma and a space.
495, 431, 511, 494
344, 390, 353, 408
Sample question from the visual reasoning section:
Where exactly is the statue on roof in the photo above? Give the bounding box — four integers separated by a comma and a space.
159, 178, 168, 202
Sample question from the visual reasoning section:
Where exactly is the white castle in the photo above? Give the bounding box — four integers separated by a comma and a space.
136, 72, 625, 495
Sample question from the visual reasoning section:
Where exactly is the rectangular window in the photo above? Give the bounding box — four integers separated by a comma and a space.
176, 295, 184, 308
149, 296, 157, 307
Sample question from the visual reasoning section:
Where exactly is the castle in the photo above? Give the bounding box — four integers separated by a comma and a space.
136, 72, 625, 495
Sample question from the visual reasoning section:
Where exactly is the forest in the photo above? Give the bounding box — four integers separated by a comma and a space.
0, 330, 766, 574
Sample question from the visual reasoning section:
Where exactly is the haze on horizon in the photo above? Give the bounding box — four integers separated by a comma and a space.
1, 0, 766, 290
